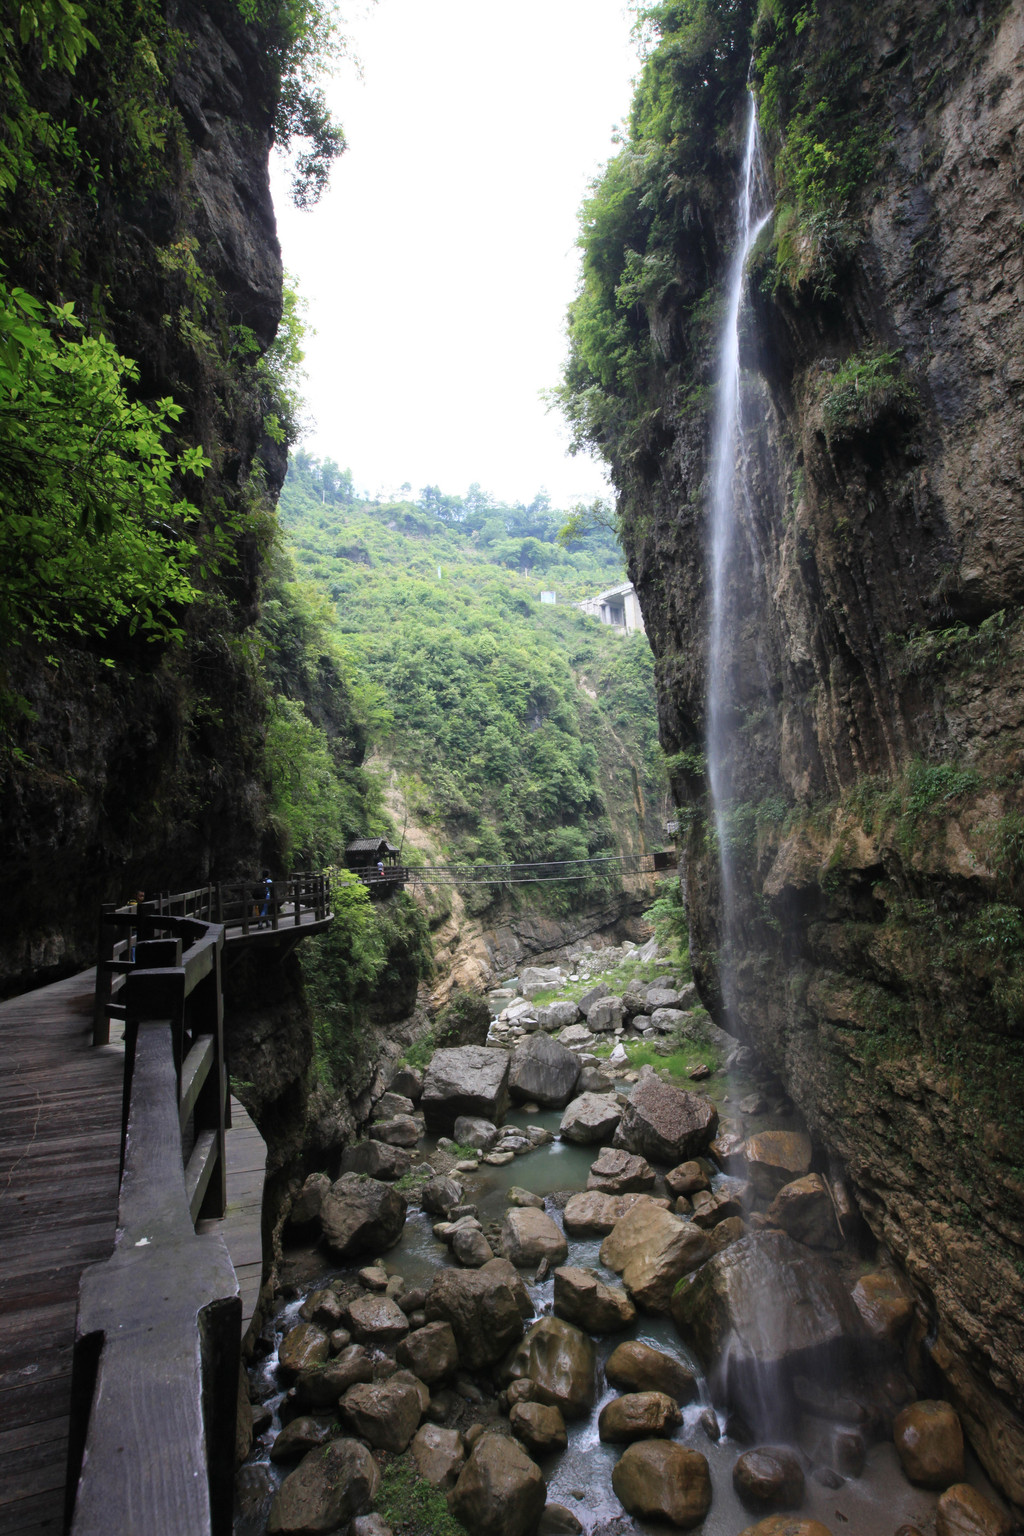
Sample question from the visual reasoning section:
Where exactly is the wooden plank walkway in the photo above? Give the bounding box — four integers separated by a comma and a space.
0, 968, 267, 1534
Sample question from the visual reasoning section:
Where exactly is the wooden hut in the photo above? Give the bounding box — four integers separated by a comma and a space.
343, 838, 406, 892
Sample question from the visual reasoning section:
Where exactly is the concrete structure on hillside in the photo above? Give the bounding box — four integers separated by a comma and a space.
577, 581, 645, 635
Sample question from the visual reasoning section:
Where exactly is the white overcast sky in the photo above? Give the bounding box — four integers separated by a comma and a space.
270, 0, 640, 507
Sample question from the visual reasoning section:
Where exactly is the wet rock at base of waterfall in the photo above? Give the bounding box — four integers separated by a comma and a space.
347, 1293, 410, 1346
577, 981, 610, 1014
733, 1446, 806, 1509
454, 1114, 500, 1150
389, 1064, 423, 1101
338, 1376, 424, 1453
935, 1482, 1012, 1536
501, 1206, 569, 1268
288, 1171, 330, 1228
419, 1175, 464, 1216
340, 1139, 413, 1181
451, 1431, 547, 1536
483, 1255, 535, 1318
502, 1315, 598, 1419
368, 1114, 422, 1147
508, 1185, 546, 1208
508, 1035, 582, 1108
319, 1174, 407, 1260
578, 1064, 614, 1092
266, 1438, 379, 1535
559, 1092, 622, 1144
710, 1214, 746, 1253
410, 1422, 466, 1489
803, 1421, 866, 1480
538, 1502, 584, 1535
586, 1147, 656, 1194
598, 1391, 683, 1443
613, 1069, 719, 1164
425, 1265, 526, 1369
600, 1199, 715, 1312
397, 1320, 459, 1384
300, 1287, 346, 1329
604, 1339, 699, 1404
665, 1160, 711, 1198
851, 1270, 916, 1346
277, 1322, 330, 1383
537, 1000, 582, 1032
743, 1130, 814, 1199
510, 1400, 569, 1456
484, 1149, 516, 1165
562, 1190, 666, 1237
586, 995, 625, 1033
691, 1178, 748, 1229
289, 1345, 374, 1411
670, 1231, 863, 1423
710, 1123, 748, 1170
520, 964, 567, 998
611, 1439, 712, 1529
451, 1224, 495, 1267
766, 1174, 842, 1250
893, 1400, 965, 1488
269, 1416, 331, 1463
357, 1265, 388, 1292
737, 1521, 836, 1536
553, 1265, 637, 1333
421, 1045, 511, 1133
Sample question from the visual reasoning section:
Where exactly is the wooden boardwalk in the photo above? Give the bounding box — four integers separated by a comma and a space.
0, 968, 267, 1534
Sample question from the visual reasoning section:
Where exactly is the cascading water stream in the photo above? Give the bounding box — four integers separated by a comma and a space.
706, 91, 772, 1027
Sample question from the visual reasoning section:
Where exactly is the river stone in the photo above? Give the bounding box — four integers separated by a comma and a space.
422, 1045, 511, 1132
649, 1007, 690, 1034
600, 1199, 714, 1312
646, 987, 687, 1010
558, 1023, 594, 1049
587, 1147, 656, 1193
410, 1423, 466, 1489
586, 995, 625, 1033
611, 1440, 712, 1529
577, 981, 610, 1013
508, 1034, 582, 1108
502, 1206, 569, 1268
691, 1179, 747, 1229
289, 1171, 330, 1227
397, 1320, 459, 1384
278, 1322, 330, 1383
935, 1482, 1012, 1536
454, 1114, 500, 1150
743, 1131, 814, 1198
733, 1446, 806, 1509
482, 1255, 535, 1318
520, 964, 566, 997
604, 1339, 699, 1404
300, 1287, 346, 1329
292, 1346, 373, 1409
502, 1316, 597, 1419
613, 1069, 719, 1164
670, 1231, 862, 1419
420, 1175, 464, 1216
425, 1265, 526, 1369
538, 1504, 583, 1536
563, 1190, 668, 1237
320, 1174, 407, 1259
267, 1438, 379, 1535
537, 1000, 581, 1031
510, 1400, 569, 1456
737, 1522, 835, 1536
347, 1294, 409, 1345
666, 1159, 710, 1197
851, 1270, 916, 1345
767, 1174, 842, 1250
452, 1224, 495, 1267
451, 1431, 547, 1536
893, 1400, 965, 1487
375, 1090, 415, 1120
338, 1377, 423, 1452
578, 1064, 614, 1092
269, 1416, 331, 1463
598, 1391, 682, 1443
559, 1092, 622, 1144
389, 1064, 423, 1101
553, 1266, 636, 1333
357, 1265, 388, 1291
508, 1185, 546, 1208
339, 1139, 412, 1181
368, 1114, 421, 1147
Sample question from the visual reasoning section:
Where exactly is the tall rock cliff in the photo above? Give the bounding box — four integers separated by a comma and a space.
563, 0, 1024, 1504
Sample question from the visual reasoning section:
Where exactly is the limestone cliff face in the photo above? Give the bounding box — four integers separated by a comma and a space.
586, 0, 1024, 1505
0, 2, 286, 992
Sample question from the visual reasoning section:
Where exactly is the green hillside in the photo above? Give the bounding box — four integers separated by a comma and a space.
270, 454, 668, 916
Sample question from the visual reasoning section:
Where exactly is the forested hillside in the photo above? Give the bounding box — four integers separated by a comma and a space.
269, 454, 669, 917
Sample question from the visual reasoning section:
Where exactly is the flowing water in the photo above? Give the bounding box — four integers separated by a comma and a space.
705, 92, 772, 1029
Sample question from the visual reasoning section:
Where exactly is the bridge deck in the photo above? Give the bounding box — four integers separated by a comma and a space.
0, 967, 267, 1534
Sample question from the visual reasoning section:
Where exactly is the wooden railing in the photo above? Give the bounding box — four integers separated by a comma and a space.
68, 912, 240, 1534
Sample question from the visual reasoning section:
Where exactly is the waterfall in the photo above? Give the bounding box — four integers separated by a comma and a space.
705, 92, 772, 1027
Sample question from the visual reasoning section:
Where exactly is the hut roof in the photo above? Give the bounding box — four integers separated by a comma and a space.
345, 837, 399, 854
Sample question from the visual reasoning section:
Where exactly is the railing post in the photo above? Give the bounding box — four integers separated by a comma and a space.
92, 904, 116, 1047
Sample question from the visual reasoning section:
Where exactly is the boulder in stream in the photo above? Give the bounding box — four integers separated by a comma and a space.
396, 1320, 459, 1384
893, 1400, 965, 1488
425, 1265, 526, 1369
421, 1045, 511, 1132
288, 1172, 330, 1228
766, 1174, 842, 1250
277, 1322, 329, 1383
509, 1400, 568, 1457
598, 1391, 682, 1443
601, 1199, 715, 1312
610, 1440, 712, 1529
453, 1114, 500, 1150
935, 1482, 1012, 1536
501, 1206, 569, 1268
346, 1293, 409, 1345
733, 1446, 806, 1509
508, 1034, 581, 1108
613, 1068, 718, 1163
743, 1130, 813, 1198
586, 1147, 656, 1193
604, 1339, 699, 1404
559, 1092, 622, 1144
319, 1173, 407, 1260
339, 1139, 412, 1181
451, 1431, 547, 1536
266, 1438, 379, 1535
502, 1315, 597, 1420
338, 1376, 424, 1452
562, 1190, 668, 1237
553, 1266, 636, 1333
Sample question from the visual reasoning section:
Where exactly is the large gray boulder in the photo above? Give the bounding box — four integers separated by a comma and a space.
613, 1069, 718, 1163
508, 1034, 581, 1108
611, 1441, 712, 1529
454, 1114, 499, 1150
319, 1174, 407, 1259
338, 1377, 423, 1453
586, 995, 625, 1033
422, 1046, 511, 1131
425, 1265, 526, 1369
267, 1438, 379, 1535
559, 1092, 622, 1145
451, 1432, 547, 1536
519, 965, 566, 998
339, 1139, 412, 1181
501, 1206, 569, 1268
502, 1316, 597, 1420
536, 1000, 581, 1031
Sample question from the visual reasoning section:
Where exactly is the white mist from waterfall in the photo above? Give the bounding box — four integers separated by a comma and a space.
706, 93, 772, 1027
